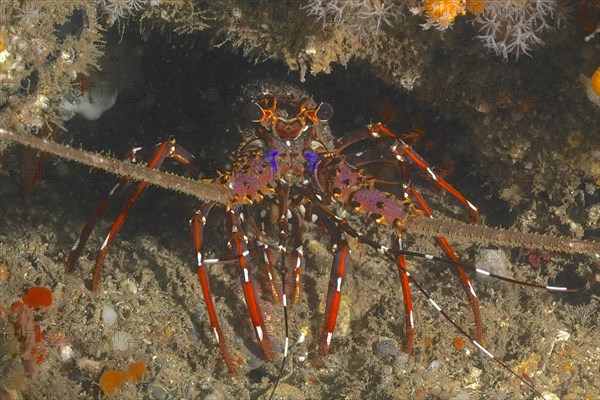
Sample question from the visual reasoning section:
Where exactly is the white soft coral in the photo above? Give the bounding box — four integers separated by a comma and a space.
473, 0, 565, 60
303, 0, 403, 33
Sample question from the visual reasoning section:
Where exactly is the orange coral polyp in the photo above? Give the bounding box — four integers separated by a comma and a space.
466, 0, 484, 15
425, 0, 466, 27
591, 68, 600, 97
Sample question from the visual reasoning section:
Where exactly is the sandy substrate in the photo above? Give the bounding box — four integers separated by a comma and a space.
0, 151, 598, 400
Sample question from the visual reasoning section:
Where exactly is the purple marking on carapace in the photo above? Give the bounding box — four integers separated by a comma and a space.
304, 151, 319, 175
264, 151, 278, 173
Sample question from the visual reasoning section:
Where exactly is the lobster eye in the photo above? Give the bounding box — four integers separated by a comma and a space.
247, 102, 266, 122
316, 102, 334, 121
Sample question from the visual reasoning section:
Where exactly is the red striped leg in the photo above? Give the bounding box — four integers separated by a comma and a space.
21, 145, 44, 193
436, 236, 483, 341
258, 242, 279, 303
66, 177, 134, 274
318, 240, 350, 358
275, 182, 292, 378
66, 141, 179, 274
302, 197, 415, 353
287, 207, 304, 305
190, 202, 238, 375
90, 140, 179, 290
247, 205, 281, 303
21, 122, 58, 193
391, 236, 415, 355
368, 123, 479, 222
71, 139, 196, 290
299, 198, 353, 351
308, 199, 416, 354
290, 245, 304, 304
227, 210, 275, 361
407, 187, 483, 342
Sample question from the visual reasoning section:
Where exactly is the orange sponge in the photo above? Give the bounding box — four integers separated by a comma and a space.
22, 287, 52, 308
98, 370, 128, 396
99, 360, 147, 397
591, 67, 600, 97
126, 360, 146, 381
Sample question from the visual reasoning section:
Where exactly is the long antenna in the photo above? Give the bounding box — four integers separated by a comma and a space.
0, 128, 229, 203
404, 216, 600, 258
2, 128, 598, 258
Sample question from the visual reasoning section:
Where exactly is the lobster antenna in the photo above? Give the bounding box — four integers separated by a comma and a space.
309, 199, 551, 399
269, 182, 293, 399
404, 269, 548, 400
393, 248, 581, 292
2, 128, 598, 258
0, 128, 229, 203
404, 216, 600, 258
268, 250, 289, 400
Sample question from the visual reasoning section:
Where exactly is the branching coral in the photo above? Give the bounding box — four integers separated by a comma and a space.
305, 0, 568, 64
473, 0, 566, 60
304, 0, 404, 33
96, 0, 149, 24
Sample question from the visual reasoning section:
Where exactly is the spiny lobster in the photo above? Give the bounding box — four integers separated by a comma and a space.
1, 81, 598, 399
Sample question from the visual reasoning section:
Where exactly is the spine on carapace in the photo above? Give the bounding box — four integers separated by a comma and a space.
405, 215, 600, 257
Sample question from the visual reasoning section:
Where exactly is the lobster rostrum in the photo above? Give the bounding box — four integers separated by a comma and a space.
62, 82, 583, 398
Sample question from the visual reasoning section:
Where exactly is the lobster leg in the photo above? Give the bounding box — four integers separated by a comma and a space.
66, 177, 134, 274
368, 123, 480, 222
190, 202, 238, 374
305, 198, 416, 355
249, 204, 280, 303
318, 239, 350, 359
391, 236, 416, 355
289, 214, 305, 305
291, 250, 304, 302
88, 141, 172, 290
406, 187, 483, 342
298, 197, 352, 359
227, 209, 276, 361
259, 242, 279, 302
66, 139, 198, 291
20, 122, 58, 193
90, 178, 151, 291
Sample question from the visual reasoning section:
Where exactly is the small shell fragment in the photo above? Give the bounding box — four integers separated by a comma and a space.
102, 306, 117, 327
541, 392, 560, 400
112, 331, 133, 351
